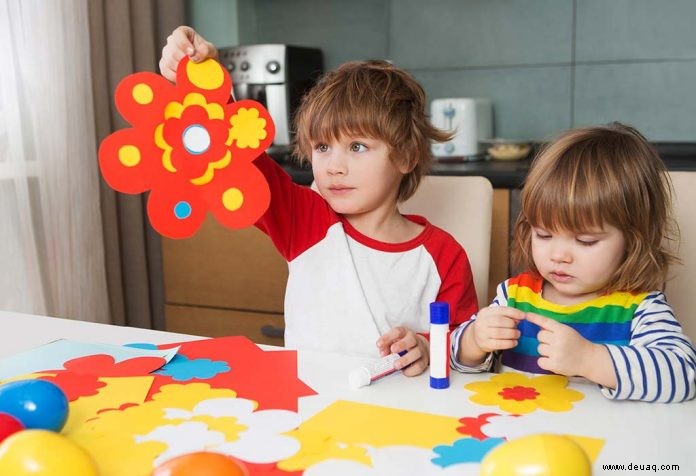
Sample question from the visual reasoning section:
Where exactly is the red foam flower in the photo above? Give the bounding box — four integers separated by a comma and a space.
99, 57, 275, 238
38, 354, 166, 401
456, 412, 500, 440
39, 373, 105, 401
498, 385, 540, 401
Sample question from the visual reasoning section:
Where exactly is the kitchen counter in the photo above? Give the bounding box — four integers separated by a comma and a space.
281, 142, 696, 188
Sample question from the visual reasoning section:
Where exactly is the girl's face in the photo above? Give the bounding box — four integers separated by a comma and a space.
311, 135, 406, 217
531, 223, 626, 305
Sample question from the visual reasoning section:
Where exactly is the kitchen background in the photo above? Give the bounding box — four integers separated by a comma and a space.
3, 1, 694, 341
189, 0, 696, 142
153, 0, 696, 344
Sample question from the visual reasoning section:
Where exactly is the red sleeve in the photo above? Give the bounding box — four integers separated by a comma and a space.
253, 153, 339, 261
424, 227, 479, 331
437, 248, 479, 331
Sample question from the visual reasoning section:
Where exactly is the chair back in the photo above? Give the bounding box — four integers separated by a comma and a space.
664, 172, 696, 341
400, 175, 494, 308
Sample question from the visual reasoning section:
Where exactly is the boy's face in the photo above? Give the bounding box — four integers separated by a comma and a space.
311, 135, 406, 217
531, 223, 626, 305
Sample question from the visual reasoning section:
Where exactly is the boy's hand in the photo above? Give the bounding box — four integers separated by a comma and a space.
525, 312, 597, 377
471, 306, 525, 354
377, 327, 429, 377
159, 26, 217, 82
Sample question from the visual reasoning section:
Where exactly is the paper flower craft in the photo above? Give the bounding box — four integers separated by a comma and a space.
99, 57, 275, 238
154, 355, 230, 382
464, 372, 584, 414
39, 354, 167, 401
456, 412, 501, 441
431, 437, 505, 467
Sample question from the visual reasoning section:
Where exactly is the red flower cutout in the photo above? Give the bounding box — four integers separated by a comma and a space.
456, 412, 500, 440
57, 354, 166, 377
38, 354, 166, 401
498, 385, 540, 401
39, 373, 106, 401
99, 57, 275, 238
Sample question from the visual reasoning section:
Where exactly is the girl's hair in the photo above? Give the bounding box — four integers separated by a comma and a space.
293, 60, 451, 201
511, 122, 679, 293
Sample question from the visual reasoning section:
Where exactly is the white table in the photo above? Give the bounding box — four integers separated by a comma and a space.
1, 310, 694, 475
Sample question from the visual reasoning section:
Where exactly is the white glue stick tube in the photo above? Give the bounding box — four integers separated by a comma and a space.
429, 301, 450, 389
349, 352, 405, 389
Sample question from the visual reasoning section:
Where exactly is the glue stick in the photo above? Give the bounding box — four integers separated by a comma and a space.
349, 352, 404, 389
429, 301, 450, 389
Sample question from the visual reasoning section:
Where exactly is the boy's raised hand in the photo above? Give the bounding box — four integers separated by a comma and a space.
376, 327, 429, 377
159, 26, 217, 82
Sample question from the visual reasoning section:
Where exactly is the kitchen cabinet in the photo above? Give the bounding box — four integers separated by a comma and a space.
489, 189, 511, 302
162, 218, 287, 345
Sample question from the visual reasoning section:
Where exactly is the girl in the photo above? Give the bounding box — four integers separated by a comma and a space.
451, 123, 696, 403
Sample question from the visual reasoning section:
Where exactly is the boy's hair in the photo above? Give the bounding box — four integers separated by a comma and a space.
293, 60, 451, 201
511, 122, 679, 293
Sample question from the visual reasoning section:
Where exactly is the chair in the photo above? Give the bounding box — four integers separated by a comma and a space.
664, 172, 696, 342
399, 175, 494, 309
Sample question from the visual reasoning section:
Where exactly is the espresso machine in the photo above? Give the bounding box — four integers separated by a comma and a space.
218, 44, 323, 160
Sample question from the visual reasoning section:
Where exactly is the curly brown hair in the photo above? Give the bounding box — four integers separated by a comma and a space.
511, 122, 679, 293
293, 60, 451, 202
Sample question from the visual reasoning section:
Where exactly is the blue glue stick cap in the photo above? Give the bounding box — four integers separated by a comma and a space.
430, 376, 450, 389
430, 301, 449, 325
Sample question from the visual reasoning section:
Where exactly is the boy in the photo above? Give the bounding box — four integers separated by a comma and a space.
160, 27, 478, 375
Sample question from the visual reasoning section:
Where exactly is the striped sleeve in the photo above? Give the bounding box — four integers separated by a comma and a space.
600, 292, 696, 403
450, 280, 509, 373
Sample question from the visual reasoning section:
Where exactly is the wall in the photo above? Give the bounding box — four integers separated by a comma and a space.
190, 0, 696, 141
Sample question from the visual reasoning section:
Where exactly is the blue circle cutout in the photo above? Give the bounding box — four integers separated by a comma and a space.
174, 201, 192, 219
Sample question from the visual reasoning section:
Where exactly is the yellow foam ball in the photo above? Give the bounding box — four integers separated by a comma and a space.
480, 433, 592, 476
0, 430, 98, 475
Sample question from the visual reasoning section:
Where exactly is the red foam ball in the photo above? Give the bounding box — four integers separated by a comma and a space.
0, 412, 24, 443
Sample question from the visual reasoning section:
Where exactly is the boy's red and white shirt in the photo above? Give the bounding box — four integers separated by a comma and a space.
255, 153, 478, 357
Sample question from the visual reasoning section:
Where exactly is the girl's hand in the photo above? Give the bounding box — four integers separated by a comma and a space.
376, 327, 429, 377
471, 306, 525, 354
159, 26, 217, 82
525, 312, 605, 378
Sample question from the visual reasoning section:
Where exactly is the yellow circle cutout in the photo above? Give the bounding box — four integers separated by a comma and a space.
186, 59, 224, 90
118, 145, 141, 167
222, 188, 244, 211
132, 83, 153, 104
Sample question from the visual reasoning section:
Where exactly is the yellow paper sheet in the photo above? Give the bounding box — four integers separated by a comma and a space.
280, 400, 463, 471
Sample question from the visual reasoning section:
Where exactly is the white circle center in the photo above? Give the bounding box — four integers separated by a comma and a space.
183, 124, 211, 154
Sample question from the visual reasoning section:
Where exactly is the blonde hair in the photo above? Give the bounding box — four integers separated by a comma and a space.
511, 122, 679, 293
293, 60, 451, 201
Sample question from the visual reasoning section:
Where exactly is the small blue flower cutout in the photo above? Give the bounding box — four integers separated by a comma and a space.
155, 354, 230, 381
431, 437, 505, 467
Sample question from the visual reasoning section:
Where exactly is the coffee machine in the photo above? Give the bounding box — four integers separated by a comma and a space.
218, 44, 323, 160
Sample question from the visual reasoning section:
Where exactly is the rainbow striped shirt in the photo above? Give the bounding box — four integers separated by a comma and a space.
502, 272, 645, 374
451, 272, 696, 403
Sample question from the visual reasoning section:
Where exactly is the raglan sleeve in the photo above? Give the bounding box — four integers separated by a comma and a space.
434, 244, 478, 332
599, 292, 696, 403
253, 153, 337, 261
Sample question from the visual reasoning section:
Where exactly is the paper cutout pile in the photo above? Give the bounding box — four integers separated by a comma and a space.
98, 57, 275, 238
0, 340, 605, 475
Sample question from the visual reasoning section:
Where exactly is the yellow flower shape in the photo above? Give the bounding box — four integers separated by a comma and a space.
164, 92, 225, 120
464, 372, 584, 414
228, 107, 268, 149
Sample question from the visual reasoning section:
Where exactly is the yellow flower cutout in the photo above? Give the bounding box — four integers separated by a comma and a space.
464, 372, 584, 414
228, 107, 268, 149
